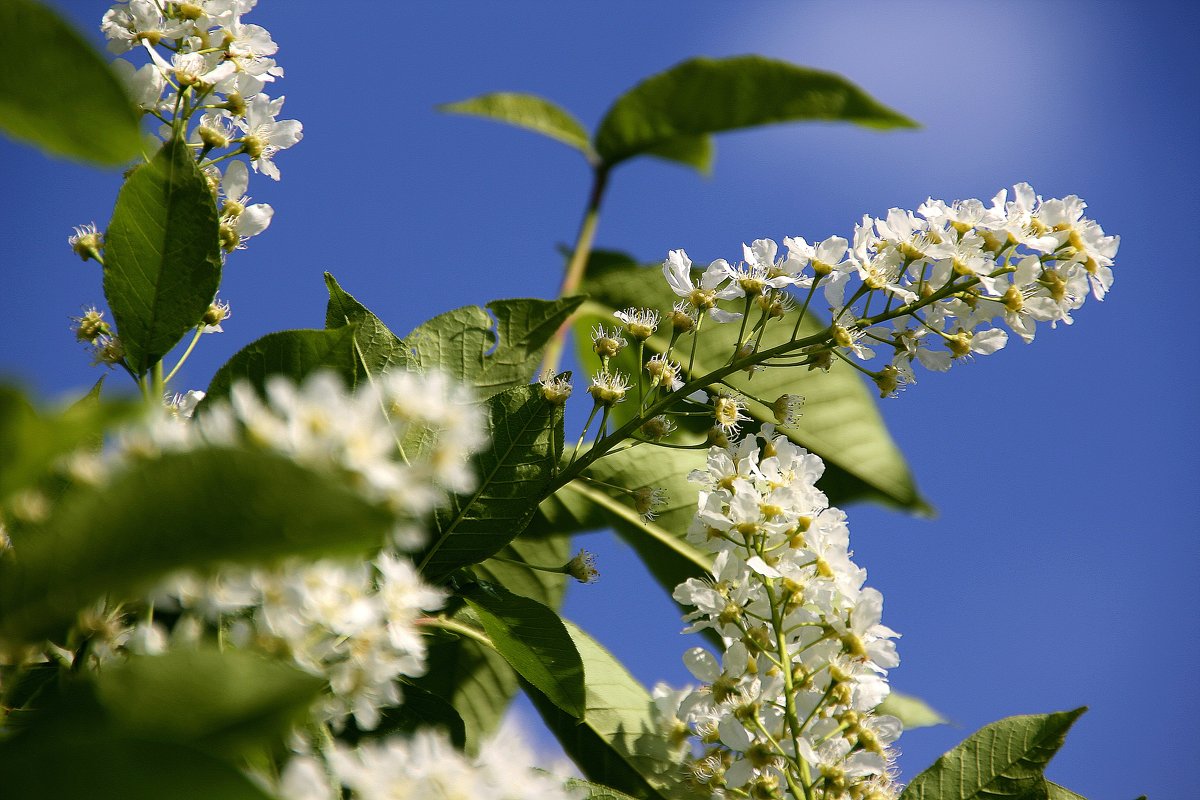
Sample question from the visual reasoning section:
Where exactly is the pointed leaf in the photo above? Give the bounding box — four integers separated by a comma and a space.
440, 92, 593, 157
900, 708, 1086, 800
0, 447, 393, 643
406, 296, 585, 398
526, 620, 696, 800
412, 612, 517, 754
566, 779, 643, 800
0, 0, 141, 164
576, 254, 925, 510
878, 690, 948, 730
91, 647, 323, 758
324, 272, 418, 375
1045, 783, 1087, 800
642, 134, 714, 174
104, 137, 222, 374
464, 584, 585, 718
203, 327, 359, 404
595, 56, 917, 168
416, 385, 563, 581
342, 683, 467, 750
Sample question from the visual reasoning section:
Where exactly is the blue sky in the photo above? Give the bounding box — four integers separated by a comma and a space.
3, 2, 1197, 797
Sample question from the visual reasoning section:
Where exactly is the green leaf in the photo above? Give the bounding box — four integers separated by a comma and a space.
526, 620, 692, 800
0, 735, 274, 800
472, 532, 572, 609
576, 254, 926, 511
440, 92, 593, 157
900, 708, 1086, 800
594, 56, 917, 169
343, 683, 467, 750
324, 272, 418, 376
406, 296, 585, 398
463, 584, 585, 718
203, 326, 359, 404
412, 611, 517, 754
91, 647, 322, 758
565, 779, 643, 800
104, 137, 222, 374
1045, 782, 1088, 800
642, 134, 714, 174
416, 385, 564, 582
0, 386, 139, 504
878, 690, 949, 730
0, 448, 393, 644
0, 0, 141, 164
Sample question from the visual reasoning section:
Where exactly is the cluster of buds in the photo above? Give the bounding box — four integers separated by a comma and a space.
661, 426, 902, 799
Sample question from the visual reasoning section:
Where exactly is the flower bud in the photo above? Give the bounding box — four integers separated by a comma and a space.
639, 415, 675, 440
771, 394, 803, 426
69, 223, 103, 262
538, 371, 573, 405
668, 303, 697, 334
564, 549, 599, 583
71, 307, 110, 343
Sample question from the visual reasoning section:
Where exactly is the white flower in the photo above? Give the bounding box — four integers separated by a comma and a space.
662, 250, 742, 322
237, 94, 303, 180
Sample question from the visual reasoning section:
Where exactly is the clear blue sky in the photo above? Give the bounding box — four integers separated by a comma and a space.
3, 2, 1197, 798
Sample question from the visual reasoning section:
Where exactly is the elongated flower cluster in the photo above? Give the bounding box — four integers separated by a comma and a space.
663, 184, 1118, 396
99, 0, 302, 254
666, 426, 902, 799
279, 728, 582, 800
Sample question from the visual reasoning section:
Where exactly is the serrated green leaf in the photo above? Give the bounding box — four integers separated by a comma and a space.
91, 647, 322, 758
342, 683, 467, 750
104, 137, 221, 374
900, 708, 1086, 800
203, 327, 359, 404
464, 584, 585, 718
324, 272, 418, 375
878, 690, 948, 730
416, 385, 563, 582
440, 92, 593, 157
566, 778, 643, 800
1045, 782, 1087, 800
0, 0, 141, 164
595, 56, 917, 169
526, 620, 695, 800
412, 612, 517, 754
406, 296, 585, 398
642, 134, 714, 174
576, 254, 925, 510
0, 448, 393, 643
0, 386, 139, 504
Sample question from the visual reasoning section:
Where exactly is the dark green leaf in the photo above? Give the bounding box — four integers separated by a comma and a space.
440, 92, 593, 156
577, 254, 926, 511
900, 708, 1086, 800
878, 690, 948, 730
0, 0, 141, 164
342, 683, 467, 750
412, 611, 517, 754
406, 297, 585, 398
464, 584, 585, 718
416, 385, 563, 582
324, 272, 418, 376
203, 327, 359, 404
595, 56, 917, 169
526, 621, 694, 800
0, 735, 274, 800
91, 647, 323, 758
0, 447, 393, 643
104, 137, 222, 374
0, 386, 139, 504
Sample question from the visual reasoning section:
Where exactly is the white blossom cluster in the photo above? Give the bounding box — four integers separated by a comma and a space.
278, 728, 583, 800
662, 426, 902, 800
662, 184, 1119, 396
99, 0, 303, 254
28, 370, 484, 731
